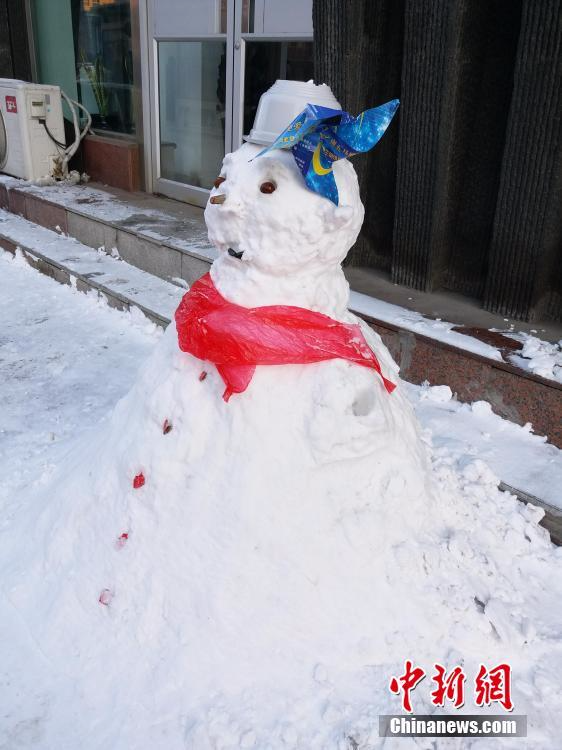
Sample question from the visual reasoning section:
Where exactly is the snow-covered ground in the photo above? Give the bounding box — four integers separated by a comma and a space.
1, 234, 562, 748
407, 384, 562, 511
1, 247, 560, 515
0, 249, 161, 517
0, 208, 186, 321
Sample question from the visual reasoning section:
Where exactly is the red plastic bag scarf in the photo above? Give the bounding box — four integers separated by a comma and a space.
175, 273, 396, 401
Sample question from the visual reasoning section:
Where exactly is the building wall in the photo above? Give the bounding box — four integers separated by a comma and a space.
0, 0, 32, 81
313, 0, 562, 323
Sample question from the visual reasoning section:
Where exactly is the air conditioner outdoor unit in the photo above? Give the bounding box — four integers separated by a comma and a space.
0, 79, 65, 181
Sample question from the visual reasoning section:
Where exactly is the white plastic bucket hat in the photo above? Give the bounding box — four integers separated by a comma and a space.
245, 79, 341, 146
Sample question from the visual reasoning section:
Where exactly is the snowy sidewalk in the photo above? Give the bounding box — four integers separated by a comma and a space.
0, 249, 161, 514
0, 248, 560, 534
0, 208, 184, 325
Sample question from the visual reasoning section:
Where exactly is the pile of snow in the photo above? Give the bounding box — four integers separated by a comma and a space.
409, 381, 562, 511
507, 332, 562, 383
1, 146, 561, 749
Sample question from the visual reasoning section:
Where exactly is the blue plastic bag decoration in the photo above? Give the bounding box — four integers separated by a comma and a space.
258, 99, 399, 205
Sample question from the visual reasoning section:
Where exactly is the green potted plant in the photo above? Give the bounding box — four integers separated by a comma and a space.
80, 52, 110, 128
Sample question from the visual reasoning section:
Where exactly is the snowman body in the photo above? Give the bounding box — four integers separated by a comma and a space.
22, 141, 432, 656
3, 144, 560, 749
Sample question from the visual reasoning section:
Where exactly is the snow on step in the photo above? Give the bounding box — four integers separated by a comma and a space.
0, 208, 185, 321
0, 175, 215, 261
349, 289, 503, 361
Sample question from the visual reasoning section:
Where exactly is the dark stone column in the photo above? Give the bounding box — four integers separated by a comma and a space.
313, 0, 404, 270
316, 0, 522, 296
484, 0, 562, 321
390, 0, 519, 294
391, 0, 454, 290
313, 0, 561, 322
438, 0, 522, 299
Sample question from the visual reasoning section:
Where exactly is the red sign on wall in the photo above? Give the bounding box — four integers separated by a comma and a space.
5, 96, 17, 113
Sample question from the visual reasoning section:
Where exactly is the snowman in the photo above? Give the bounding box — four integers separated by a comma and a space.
1, 83, 561, 750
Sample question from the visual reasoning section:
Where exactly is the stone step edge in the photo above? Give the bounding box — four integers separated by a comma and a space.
1, 182, 559, 394
498, 482, 562, 547
1, 202, 561, 450
1, 182, 216, 265
0, 231, 559, 546
0, 230, 170, 328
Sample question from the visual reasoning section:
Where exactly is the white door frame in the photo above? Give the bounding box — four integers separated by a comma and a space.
144, 0, 233, 207
141, 0, 312, 207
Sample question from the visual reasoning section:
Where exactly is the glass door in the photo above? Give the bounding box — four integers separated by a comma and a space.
147, 0, 312, 207
147, 0, 231, 206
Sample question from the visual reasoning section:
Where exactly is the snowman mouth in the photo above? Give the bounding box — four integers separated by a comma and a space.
227, 247, 244, 260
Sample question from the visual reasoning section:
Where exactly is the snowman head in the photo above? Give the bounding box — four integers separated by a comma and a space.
205, 142, 364, 276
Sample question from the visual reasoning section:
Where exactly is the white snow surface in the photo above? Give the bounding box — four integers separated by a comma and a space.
506, 332, 562, 384
0, 208, 185, 320
1, 146, 562, 750
407, 383, 562, 511
0, 174, 168, 224
0, 248, 162, 514
0, 174, 215, 261
349, 292, 504, 362
0, 174, 155, 223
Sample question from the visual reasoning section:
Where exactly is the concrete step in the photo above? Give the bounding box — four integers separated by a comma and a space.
0, 177, 215, 289
0, 176, 560, 450
0, 209, 184, 326
0, 208, 560, 546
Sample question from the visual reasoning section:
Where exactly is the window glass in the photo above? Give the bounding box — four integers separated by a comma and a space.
32, 0, 136, 136
158, 41, 226, 189
75, 0, 135, 134
243, 41, 314, 138
245, 0, 313, 34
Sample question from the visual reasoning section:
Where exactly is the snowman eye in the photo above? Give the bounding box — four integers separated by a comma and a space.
260, 181, 276, 194
214, 176, 226, 188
